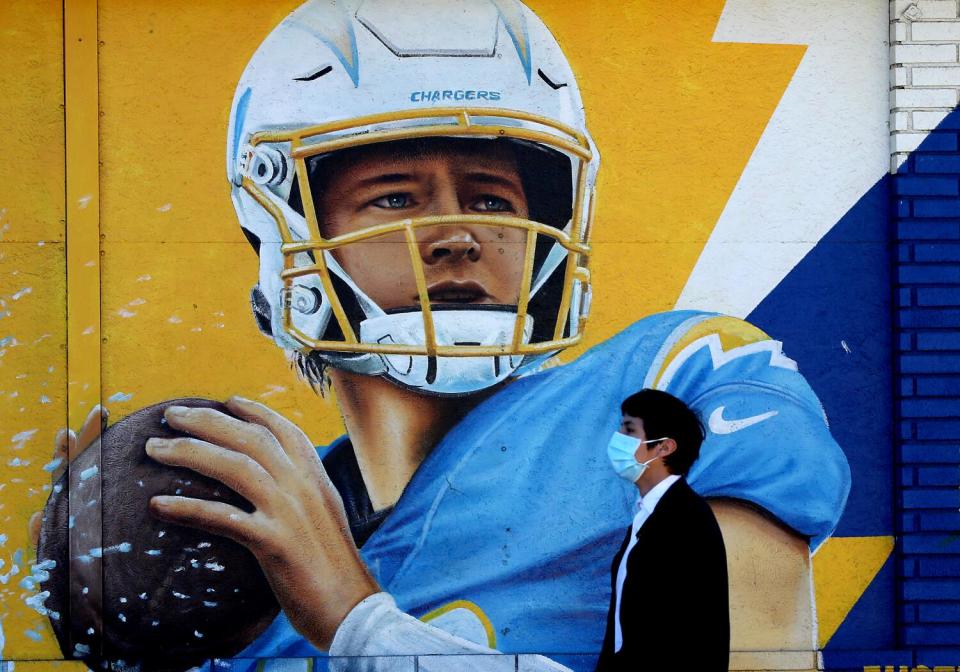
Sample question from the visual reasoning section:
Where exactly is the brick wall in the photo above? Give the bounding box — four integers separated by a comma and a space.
891, 0, 960, 659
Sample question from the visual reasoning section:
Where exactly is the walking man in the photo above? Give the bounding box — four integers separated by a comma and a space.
597, 388, 729, 671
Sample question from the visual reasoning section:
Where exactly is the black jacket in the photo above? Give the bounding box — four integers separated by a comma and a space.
595, 477, 729, 672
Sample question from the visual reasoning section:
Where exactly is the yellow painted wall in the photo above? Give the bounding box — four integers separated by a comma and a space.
1, 1, 877, 667
0, 0, 70, 662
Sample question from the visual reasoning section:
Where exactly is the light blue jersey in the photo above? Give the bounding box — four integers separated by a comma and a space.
228, 311, 851, 670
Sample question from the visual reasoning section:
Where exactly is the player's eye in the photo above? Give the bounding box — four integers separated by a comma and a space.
371, 193, 414, 209
471, 195, 515, 213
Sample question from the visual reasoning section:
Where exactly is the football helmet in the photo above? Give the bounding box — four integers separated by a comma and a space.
227, 0, 599, 395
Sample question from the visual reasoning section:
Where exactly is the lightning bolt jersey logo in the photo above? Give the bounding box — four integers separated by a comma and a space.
645, 315, 798, 391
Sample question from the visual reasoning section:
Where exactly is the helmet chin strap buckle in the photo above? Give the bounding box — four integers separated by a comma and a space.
358, 309, 533, 395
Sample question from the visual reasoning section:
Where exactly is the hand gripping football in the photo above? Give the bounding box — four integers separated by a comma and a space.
37, 398, 280, 672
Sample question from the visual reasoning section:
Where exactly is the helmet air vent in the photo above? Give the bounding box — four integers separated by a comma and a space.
293, 65, 334, 82
356, 0, 499, 57
537, 69, 567, 91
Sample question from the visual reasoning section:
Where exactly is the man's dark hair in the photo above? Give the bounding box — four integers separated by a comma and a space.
620, 389, 705, 475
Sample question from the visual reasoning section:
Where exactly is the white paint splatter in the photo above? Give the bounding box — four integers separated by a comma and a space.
172, 591, 190, 599
204, 561, 225, 572
11, 288, 31, 301
42, 457, 63, 472
128, 298, 146, 307
190, 327, 202, 332
87, 627, 95, 635
11, 429, 36, 446
145, 549, 161, 556
0, 562, 19, 584
116, 309, 137, 318
81, 325, 94, 335
118, 613, 126, 623
6, 458, 24, 467
39, 395, 50, 404
841, 340, 852, 354
24, 591, 49, 616
75, 642, 91, 655
259, 385, 286, 398
80, 543, 128, 560
78, 194, 93, 209
193, 630, 204, 638
108, 392, 133, 403
93, 542, 132, 555
168, 315, 182, 324
157, 203, 172, 212
203, 601, 217, 607
85, 260, 96, 267
24, 628, 42, 641
137, 274, 152, 282
79, 465, 98, 481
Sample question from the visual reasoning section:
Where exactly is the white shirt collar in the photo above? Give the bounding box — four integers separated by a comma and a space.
638, 474, 681, 515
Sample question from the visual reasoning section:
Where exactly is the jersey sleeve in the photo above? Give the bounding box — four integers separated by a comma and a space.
646, 314, 850, 548
329, 592, 572, 672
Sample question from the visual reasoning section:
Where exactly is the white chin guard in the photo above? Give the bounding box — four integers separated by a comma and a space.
358, 309, 534, 395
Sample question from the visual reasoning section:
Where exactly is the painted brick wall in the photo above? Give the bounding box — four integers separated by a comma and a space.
892, 0, 960, 660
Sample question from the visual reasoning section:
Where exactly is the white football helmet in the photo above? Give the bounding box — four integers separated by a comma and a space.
227, 0, 599, 395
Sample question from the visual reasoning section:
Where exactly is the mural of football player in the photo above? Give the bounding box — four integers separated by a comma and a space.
43, 1, 851, 670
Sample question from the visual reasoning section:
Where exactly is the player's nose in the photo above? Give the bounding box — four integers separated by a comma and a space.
419, 176, 481, 264
420, 229, 481, 264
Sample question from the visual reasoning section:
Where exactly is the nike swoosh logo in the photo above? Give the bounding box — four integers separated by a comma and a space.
708, 406, 778, 435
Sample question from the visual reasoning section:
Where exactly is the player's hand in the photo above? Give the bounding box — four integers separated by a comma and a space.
144, 396, 379, 650
28, 405, 109, 547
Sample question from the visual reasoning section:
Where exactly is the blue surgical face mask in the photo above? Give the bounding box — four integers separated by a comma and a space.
606, 431, 668, 483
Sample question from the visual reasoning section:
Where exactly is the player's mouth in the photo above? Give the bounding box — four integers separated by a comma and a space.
423, 280, 493, 304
